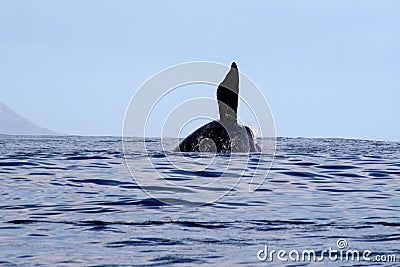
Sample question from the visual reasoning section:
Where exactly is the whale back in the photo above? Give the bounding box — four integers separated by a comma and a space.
176, 121, 260, 153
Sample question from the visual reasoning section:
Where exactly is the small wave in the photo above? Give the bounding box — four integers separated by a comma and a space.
106, 237, 184, 247
65, 156, 111, 160
316, 165, 358, 170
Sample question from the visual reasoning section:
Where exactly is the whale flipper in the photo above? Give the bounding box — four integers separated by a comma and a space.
217, 62, 239, 124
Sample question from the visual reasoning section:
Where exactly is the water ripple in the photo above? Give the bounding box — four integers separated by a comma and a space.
1, 136, 399, 266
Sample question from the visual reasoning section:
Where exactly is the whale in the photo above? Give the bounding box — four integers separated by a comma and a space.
176, 62, 260, 153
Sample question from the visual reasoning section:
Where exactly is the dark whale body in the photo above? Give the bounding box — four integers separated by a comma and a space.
177, 121, 259, 153
176, 62, 260, 153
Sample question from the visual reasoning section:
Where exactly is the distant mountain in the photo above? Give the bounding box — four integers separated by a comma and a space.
0, 102, 58, 135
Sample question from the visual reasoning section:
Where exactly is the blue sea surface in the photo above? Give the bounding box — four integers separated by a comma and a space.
0, 136, 399, 266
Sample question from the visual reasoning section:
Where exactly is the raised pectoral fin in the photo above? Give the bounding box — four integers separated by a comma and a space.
217, 62, 239, 124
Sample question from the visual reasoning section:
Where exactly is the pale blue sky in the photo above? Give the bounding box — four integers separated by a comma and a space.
1, 0, 399, 140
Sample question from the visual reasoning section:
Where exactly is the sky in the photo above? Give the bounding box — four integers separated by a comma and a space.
0, 0, 399, 141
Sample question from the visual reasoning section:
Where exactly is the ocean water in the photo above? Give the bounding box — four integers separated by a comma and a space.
0, 135, 399, 266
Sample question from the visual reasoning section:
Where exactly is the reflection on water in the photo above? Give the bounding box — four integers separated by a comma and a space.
0, 136, 399, 266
